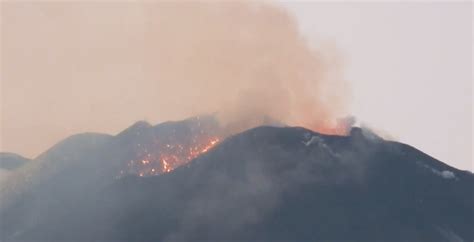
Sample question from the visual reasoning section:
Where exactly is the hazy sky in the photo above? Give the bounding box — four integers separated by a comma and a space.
280, 2, 472, 171
1, 2, 472, 171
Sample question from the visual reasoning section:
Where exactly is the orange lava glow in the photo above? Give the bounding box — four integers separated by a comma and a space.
303, 117, 355, 136
120, 136, 220, 177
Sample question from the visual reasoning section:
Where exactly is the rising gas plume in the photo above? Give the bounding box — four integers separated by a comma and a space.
1, 2, 349, 158
143, 2, 349, 134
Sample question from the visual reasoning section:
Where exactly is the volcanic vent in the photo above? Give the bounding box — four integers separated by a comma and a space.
117, 116, 222, 177
114, 114, 353, 177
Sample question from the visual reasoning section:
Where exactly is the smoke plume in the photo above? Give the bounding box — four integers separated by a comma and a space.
143, 2, 349, 134
1, 1, 349, 157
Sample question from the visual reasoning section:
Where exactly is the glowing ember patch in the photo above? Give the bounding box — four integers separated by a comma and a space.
120, 136, 220, 177
162, 159, 171, 173
201, 138, 220, 153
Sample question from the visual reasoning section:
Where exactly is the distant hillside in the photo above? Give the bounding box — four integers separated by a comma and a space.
0, 153, 30, 170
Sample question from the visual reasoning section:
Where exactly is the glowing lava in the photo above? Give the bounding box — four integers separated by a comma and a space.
120, 137, 220, 177
117, 115, 351, 178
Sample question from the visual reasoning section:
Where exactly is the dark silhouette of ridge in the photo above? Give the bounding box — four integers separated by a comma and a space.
1, 118, 472, 242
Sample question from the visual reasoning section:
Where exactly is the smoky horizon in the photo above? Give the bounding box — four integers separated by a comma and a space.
0, 1, 471, 171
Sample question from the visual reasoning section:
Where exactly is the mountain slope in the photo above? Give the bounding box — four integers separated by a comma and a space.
0, 153, 31, 184
0, 116, 221, 238
0, 153, 30, 170
3, 125, 472, 242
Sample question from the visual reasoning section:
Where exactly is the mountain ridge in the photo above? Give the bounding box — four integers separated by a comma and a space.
1, 119, 472, 242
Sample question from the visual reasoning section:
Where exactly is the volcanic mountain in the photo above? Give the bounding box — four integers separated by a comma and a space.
0, 116, 472, 242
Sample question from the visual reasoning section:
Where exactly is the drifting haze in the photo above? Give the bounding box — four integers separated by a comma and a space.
1, 2, 348, 158
281, 2, 472, 171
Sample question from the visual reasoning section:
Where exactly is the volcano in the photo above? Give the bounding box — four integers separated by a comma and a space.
0, 117, 472, 242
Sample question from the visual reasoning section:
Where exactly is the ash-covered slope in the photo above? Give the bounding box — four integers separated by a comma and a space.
0, 115, 222, 238
3, 125, 472, 242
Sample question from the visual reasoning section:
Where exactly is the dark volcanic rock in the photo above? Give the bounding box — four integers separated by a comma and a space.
1, 123, 473, 242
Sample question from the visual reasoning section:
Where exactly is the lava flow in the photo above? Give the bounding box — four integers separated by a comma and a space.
120, 136, 220, 177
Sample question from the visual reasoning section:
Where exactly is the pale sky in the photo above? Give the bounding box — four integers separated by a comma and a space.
1, 2, 472, 171
281, 2, 472, 171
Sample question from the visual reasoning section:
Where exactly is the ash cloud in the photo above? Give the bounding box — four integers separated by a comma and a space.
142, 2, 350, 134
2, 1, 350, 157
